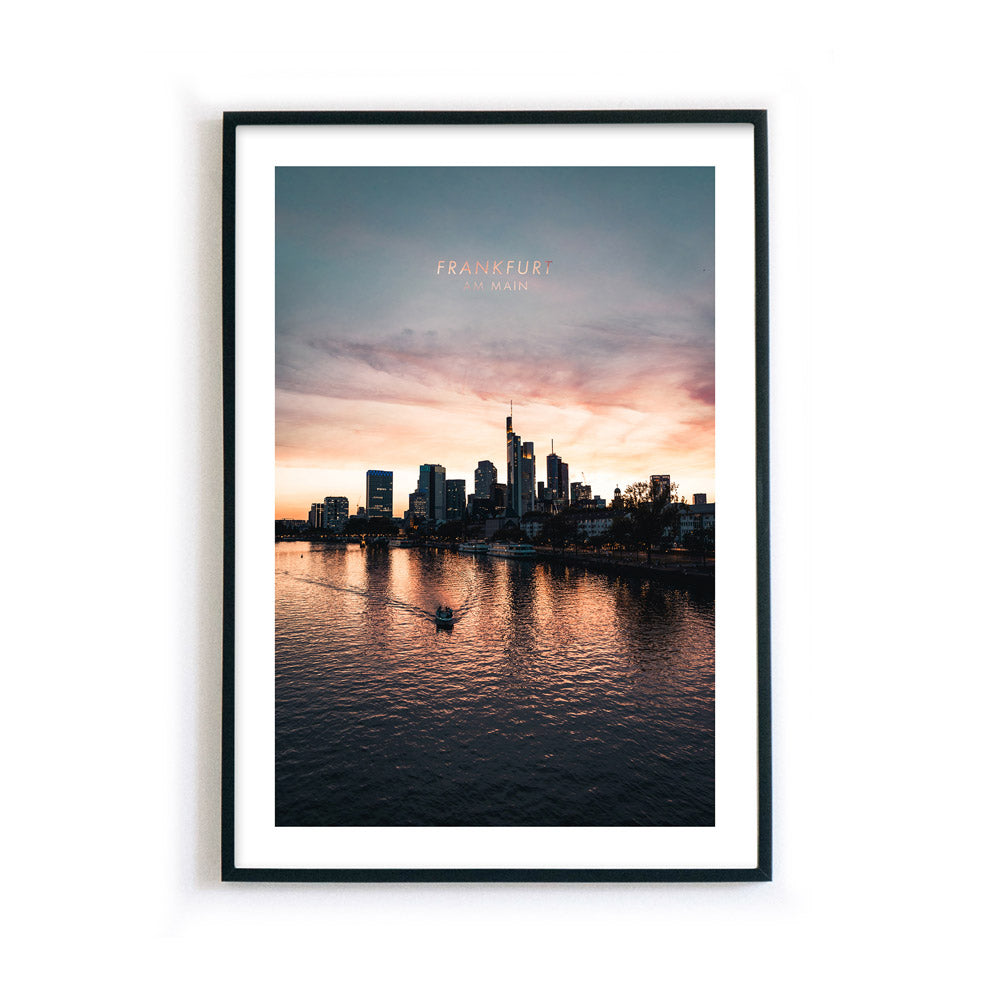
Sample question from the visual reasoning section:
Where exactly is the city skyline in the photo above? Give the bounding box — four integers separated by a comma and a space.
293, 447, 704, 527
276, 167, 715, 518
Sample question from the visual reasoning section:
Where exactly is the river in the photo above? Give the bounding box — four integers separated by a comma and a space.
276, 542, 714, 826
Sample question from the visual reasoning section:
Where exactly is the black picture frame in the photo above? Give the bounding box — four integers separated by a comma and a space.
222, 109, 770, 882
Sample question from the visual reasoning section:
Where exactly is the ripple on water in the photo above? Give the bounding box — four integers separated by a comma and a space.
275, 543, 714, 826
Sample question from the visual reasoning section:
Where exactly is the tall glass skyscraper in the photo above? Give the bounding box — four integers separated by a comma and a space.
365, 470, 393, 518
506, 414, 522, 517
418, 464, 446, 523
546, 444, 566, 500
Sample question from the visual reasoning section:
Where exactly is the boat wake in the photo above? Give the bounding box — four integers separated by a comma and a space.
280, 570, 462, 624
279, 571, 370, 600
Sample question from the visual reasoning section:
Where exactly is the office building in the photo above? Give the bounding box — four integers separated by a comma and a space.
418, 463, 446, 523
475, 460, 497, 498
491, 482, 508, 516
467, 495, 493, 520
446, 479, 466, 521
651, 475, 671, 500
520, 441, 535, 514
570, 482, 592, 504
693, 493, 707, 505
308, 502, 324, 528
322, 496, 349, 531
408, 488, 428, 522
546, 443, 561, 498
365, 470, 393, 518
543, 443, 569, 504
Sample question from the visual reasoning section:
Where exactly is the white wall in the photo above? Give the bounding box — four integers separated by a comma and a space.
3, 3, 996, 997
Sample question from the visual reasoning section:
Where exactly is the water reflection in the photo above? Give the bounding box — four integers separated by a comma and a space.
276, 541, 714, 826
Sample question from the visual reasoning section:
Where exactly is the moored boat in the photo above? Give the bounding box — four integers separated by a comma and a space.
458, 541, 488, 553
487, 542, 536, 558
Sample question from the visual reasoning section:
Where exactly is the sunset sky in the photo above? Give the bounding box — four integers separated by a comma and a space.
275, 166, 714, 518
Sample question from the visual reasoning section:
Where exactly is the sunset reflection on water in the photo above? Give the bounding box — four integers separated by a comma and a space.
276, 542, 714, 826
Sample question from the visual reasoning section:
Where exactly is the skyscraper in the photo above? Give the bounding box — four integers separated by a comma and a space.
520, 441, 535, 514
546, 442, 566, 500
418, 464, 446, 523
506, 412, 522, 517
446, 479, 466, 521
474, 460, 497, 499
365, 470, 393, 518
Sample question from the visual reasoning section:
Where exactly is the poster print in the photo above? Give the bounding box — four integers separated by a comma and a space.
224, 113, 769, 880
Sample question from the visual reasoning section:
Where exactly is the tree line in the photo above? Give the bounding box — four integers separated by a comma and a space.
535, 481, 713, 563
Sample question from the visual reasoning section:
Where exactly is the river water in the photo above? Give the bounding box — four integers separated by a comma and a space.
276, 542, 714, 826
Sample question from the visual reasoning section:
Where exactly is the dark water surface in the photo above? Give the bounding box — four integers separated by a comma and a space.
276, 542, 714, 826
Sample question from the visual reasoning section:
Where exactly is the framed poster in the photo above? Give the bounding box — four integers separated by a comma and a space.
222, 110, 770, 881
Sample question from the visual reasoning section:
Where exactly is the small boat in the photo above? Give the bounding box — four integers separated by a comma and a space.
435, 605, 455, 627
